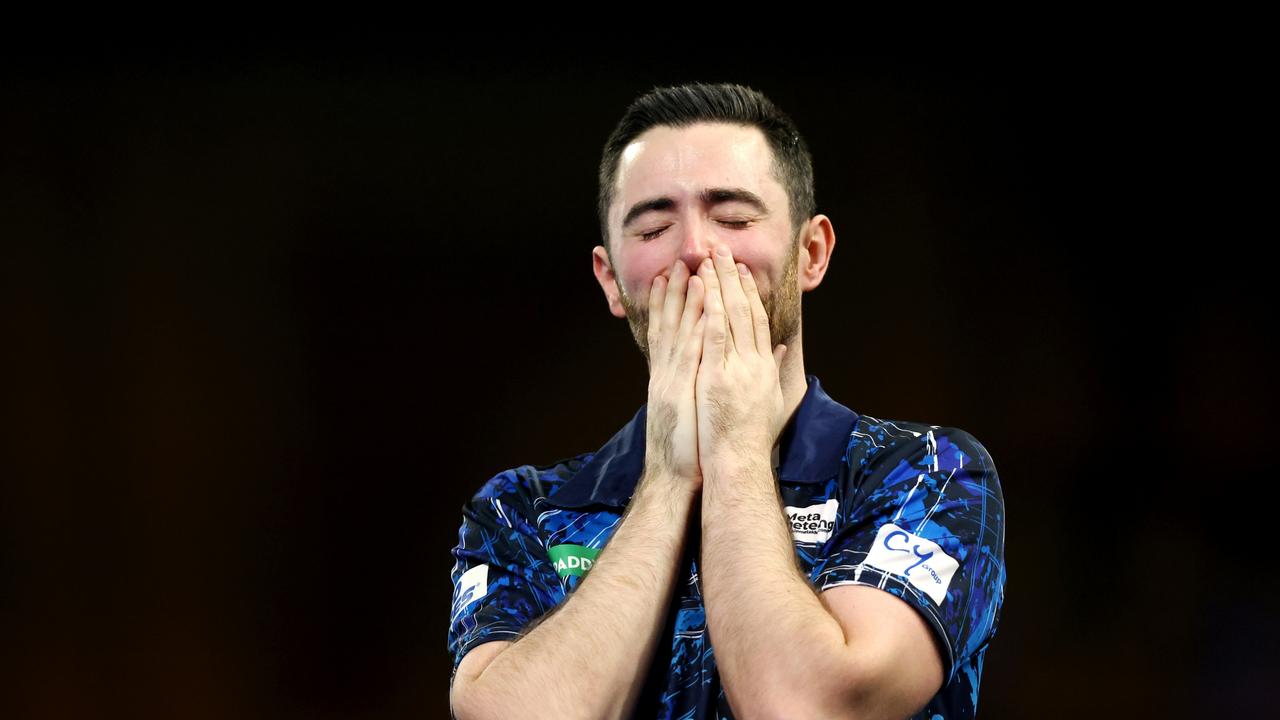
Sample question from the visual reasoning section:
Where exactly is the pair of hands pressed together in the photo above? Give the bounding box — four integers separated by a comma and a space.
645, 244, 789, 489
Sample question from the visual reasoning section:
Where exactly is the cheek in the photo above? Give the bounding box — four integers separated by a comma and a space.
733, 251, 777, 290
623, 255, 672, 298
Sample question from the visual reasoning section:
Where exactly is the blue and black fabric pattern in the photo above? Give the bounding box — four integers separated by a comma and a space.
448, 375, 1006, 719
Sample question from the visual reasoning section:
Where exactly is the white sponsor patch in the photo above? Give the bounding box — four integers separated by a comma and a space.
785, 499, 839, 544
452, 564, 489, 621
864, 523, 959, 605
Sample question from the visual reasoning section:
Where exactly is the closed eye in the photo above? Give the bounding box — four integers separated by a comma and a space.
638, 220, 751, 242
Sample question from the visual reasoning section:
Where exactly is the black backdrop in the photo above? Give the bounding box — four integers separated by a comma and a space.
3, 38, 1274, 719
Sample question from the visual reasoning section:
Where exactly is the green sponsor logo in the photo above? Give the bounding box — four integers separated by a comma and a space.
548, 544, 600, 579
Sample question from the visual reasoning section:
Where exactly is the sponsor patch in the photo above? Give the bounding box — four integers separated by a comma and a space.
784, 499, 839, 544
453, 563, 489, 620
549, 544, 600, 579
864, 523, 959, 605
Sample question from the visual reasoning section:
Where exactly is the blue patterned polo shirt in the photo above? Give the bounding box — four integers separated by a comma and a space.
448, 375, 1007, 718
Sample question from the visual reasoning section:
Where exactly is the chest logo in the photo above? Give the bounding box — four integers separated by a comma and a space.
548, 544, 600, 579
784, 499, 839, 544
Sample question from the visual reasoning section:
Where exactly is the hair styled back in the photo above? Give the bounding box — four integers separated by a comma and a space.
597, 82, 816, 261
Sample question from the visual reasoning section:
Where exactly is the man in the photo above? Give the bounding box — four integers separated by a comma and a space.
447, 82, 1006, 719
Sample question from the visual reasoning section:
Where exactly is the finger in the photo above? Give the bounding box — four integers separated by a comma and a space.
711, 245, 752, 354
738, 263, 772, 358
684, 311, 707, 371
673, 272, 704, 357
647, 274, 665, 359
773, 343, 787, 370
699, 257, 727, 364
661, 260, 688, 360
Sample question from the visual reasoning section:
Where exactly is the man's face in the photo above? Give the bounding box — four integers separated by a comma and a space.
597, 122, 804, 365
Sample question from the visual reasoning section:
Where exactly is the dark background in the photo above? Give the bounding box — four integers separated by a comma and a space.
3, 38, 1274, 719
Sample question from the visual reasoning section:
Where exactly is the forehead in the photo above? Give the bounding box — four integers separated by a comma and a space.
611, 122, 784, 217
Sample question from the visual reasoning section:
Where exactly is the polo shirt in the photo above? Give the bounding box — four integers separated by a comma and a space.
448, 374, 1006, 719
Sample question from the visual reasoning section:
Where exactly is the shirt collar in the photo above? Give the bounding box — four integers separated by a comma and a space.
543, 374, 859, 510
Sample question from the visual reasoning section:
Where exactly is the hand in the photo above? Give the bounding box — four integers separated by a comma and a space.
644, 259, 707, 487
695, 247, 788, 470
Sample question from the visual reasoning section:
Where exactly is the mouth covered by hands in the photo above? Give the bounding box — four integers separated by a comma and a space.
642, 245, 788, 486
643, 256, 707, 485
693, 245, 788, 470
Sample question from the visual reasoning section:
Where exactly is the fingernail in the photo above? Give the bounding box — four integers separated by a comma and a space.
701, 258, 713, 271
737, 263, 749, 276
716, 245, 731, 257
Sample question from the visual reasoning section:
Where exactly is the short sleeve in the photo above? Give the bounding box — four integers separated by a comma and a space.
811, 426, 1007, 686
447, 469, 565, 688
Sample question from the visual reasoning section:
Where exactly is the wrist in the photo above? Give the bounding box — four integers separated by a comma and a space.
700, 449, 774, 482
641, 453, 701, 485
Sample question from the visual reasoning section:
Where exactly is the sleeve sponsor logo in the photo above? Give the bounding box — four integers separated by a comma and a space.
548, 544, 601, 579
452, 564, 489, 622
864, 523, 958, 605
784, 499, 838, 544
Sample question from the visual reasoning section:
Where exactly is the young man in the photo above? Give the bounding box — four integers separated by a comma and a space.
448, 82, 1007, 719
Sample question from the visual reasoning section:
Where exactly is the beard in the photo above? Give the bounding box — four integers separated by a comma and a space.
618, 240, 802, 368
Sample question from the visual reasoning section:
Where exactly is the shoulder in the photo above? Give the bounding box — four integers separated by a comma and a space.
471, 452, 596, 507
849, 415, 998, 471
844, 414, 1000, 490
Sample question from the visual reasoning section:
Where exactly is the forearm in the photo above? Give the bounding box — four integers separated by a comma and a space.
457, 470, 697, 720
701, 457, 852, 720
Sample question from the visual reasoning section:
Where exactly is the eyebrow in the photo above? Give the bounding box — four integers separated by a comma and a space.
621, 187, 770, 230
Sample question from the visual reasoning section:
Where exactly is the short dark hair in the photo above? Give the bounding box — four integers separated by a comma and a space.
597, 82, 816, 260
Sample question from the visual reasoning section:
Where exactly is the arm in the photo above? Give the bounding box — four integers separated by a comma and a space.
456, 253, 711, 719
693, 249, 944, 718
452, 469, 698, 720
701, 458, 942, 720
700, 458, 852, 718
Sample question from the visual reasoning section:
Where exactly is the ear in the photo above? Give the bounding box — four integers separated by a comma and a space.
592, 245, 629, 319
796, 214, 836, 292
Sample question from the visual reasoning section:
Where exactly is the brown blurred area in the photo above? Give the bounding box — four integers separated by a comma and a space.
2, 36, 1275, 719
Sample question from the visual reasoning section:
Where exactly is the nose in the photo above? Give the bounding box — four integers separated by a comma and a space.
674, 220, 718, 275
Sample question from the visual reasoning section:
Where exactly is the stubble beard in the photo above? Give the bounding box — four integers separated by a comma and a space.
618, 241, 802, 369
